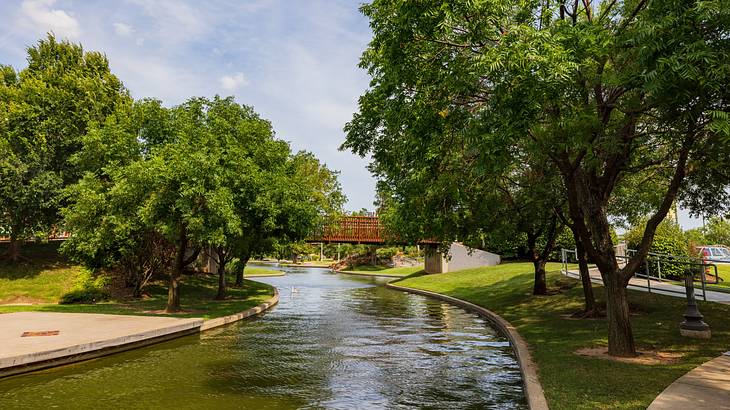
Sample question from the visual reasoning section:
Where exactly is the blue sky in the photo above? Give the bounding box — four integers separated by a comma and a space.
0, 0, 376, 212
0, 0, 704, 229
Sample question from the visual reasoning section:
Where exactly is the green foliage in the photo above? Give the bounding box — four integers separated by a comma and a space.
0, 35, 129, 256
375, 246, 400, 259
704, 217, 730, 246
59, 269, 110, 304
625, 219, 689, 279
684, 227, 708, 250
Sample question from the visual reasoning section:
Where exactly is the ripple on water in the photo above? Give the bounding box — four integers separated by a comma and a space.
0, 267, 527, 409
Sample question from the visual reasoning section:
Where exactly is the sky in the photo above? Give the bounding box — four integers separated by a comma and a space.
0, 0, 704, 229
0, 0, 376, 212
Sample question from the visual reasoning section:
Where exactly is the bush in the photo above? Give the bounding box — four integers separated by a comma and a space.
376, 247, 400, 259
60, 269, 110, 304
624, 219, 689, 279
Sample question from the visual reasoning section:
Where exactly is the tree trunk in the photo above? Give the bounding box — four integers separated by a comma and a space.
235, 255, 250, 287
166, 225, 187, 313
216, 256, 227, 300
603, 272, 636, 356
7, 235, 21, 263
527, 232, 548, 295
533, 259, 547, 295
573, 229, 596, 313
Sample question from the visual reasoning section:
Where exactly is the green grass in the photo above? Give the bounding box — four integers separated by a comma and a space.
341, 265, 423, 276
244, 266, 285, 276
0, 243, 84, 304
394, 262, 730, 410
0, 243, 276, 320
279, 260, 334, 268
0, 274, 275, 320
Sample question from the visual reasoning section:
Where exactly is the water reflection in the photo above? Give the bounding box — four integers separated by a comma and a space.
0, 266, 526, 409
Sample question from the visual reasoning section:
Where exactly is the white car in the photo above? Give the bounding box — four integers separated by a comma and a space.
696, 245, 730, 263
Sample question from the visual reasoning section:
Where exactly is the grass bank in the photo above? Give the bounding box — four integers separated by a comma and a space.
393, 262, 730, 410
339, 265, 423, 277
244, 266, 285, 276
279, 260, 334, 268
0, 274, 275, 320
0, 244, 276, 320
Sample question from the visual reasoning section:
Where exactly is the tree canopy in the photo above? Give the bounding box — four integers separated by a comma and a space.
345, 0, 730, 356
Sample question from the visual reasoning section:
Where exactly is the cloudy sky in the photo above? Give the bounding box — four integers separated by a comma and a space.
0, 0, 705, 229
0, 0, 376, 212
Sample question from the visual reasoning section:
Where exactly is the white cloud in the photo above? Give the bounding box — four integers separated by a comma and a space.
113, 22, 134, 37
219, 72, 248, 92
20, 0, 80, 39
127, 0, 208, 43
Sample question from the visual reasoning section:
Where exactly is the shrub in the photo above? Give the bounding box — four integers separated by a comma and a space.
624, 219, 689, 279
60, 269, 110, 304
376, 247, 400, 259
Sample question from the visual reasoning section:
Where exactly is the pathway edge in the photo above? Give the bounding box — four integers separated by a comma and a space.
0, 282, 279, 379
386, 282, 549, 410
200, 287, 279, 331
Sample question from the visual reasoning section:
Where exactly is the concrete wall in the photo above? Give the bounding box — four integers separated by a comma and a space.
447, 243, 501, 272
424, 243, 501, 274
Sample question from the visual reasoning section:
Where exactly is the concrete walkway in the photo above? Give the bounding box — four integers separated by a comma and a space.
0, 312, 202, 377
564, 268, 730, 304
648, 353, 730, 409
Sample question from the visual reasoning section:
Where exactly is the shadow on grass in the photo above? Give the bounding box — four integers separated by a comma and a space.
395, 264, 730, 409
0, 242, 70, 280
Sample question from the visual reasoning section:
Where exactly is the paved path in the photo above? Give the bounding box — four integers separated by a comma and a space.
564, 268, 730, 304
0, 312, 202, 377
648, 353, 730, 409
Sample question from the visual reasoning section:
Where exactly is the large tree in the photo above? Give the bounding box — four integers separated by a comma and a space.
345, 0, 730, 356
0, 35, 129, 261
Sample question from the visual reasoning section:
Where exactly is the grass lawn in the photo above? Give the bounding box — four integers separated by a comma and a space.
0, 275, 275, 320
0, 243, 84, 304
340, 265, 423, 276
244, 266, 285, 276
280, 260, 334, 268
394, 262, 730, 410
0, 243, 276, 320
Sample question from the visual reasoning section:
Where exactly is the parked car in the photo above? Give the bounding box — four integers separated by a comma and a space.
695, 245, 730, 263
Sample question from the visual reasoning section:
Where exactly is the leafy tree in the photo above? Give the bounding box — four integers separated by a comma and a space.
345, 0, 730, 356
704, 217, 730, 247
61, 100, 172, 297
0, 35, 129, 261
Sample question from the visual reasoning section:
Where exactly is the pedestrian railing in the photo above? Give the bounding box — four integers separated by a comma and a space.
560, 248, 713, 301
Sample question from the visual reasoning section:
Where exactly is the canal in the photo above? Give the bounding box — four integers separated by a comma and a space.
0, 266, 526, 409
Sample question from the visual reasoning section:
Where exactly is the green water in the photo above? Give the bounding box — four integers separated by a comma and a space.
0, 267, 526, 409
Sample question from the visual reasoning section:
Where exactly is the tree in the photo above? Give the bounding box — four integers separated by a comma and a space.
61, 100, 173, 298
704, 218, 730, 247
345, 0, 730, 356
0, 35, 129, 261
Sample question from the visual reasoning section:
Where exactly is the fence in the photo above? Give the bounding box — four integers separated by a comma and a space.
560, 248, 715, 301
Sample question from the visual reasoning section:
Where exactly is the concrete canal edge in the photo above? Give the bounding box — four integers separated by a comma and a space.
386, 282, 549, 410
0, 283, 279, 379
336, 270, 405, 278
200, 287, 279, 331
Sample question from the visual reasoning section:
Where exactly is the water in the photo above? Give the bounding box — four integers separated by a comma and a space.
0, 266, 526, 409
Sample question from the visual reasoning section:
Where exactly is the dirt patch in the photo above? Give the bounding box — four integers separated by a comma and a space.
575, 346, 683, 365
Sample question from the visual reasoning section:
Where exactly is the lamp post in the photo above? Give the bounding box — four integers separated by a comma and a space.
680, 270, 711, 338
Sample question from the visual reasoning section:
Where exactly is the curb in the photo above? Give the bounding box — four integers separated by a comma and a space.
386, 282, 549, 410
336, 270, 406, 278
201, 288, 279, 331
0, 282, 279, 379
